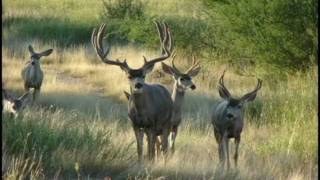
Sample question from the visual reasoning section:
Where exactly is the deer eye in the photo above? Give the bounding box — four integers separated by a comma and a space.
128, 76, 133, 79
180, 77, 185, 81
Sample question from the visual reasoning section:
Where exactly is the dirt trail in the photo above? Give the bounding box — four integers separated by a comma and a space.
45, 68, 105, 96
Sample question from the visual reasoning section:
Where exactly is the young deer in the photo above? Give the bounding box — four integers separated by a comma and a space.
92, 21, 174, 163
21, 45, 53, 103
2, 89, 32, 118
161, 54, 201, 153
211, 71, 262, 169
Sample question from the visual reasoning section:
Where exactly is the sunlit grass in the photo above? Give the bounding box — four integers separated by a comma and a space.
2, 40, 318, 179
2, 0, 318, 179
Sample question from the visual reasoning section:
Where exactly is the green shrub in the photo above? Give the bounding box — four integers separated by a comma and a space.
203, 0, 318, 72
102, 0, 145, 20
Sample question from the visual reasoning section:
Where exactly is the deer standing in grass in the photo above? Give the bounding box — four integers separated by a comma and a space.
21, 45, 53, 103
2, 89, 32, 118
160, 54, 201, 153
211, 71, 262, 169
91, 21, 174, 163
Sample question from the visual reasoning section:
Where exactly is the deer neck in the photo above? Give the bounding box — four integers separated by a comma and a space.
28, 64, 40, 81
172, 82, 185, 114
130, 87, 147, 113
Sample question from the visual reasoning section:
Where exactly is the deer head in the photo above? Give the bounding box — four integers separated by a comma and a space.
27, 45, 53, 66
218, 71, 262, 121
2, 89, 32, 118
91, 21, 174, 94
161, 54, 201, 91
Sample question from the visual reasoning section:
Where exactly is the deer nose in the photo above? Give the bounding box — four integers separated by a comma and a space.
13, 104, 18, 111
135, 83, 143, 89
226, 113, 234, 119
190, 84, 196, 90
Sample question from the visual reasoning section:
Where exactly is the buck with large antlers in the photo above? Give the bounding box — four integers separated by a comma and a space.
92, 21, 174, 162
211, 71, 262, 169
161, 54, 201, 153
21, 45, 53, 103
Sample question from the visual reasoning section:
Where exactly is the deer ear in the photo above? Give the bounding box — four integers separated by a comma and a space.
3, 89, 10, 99
39, 49, 53, 57
123, 91, 130, 100
161, 62, 175, 75
18, 92, 32, 108
143, 63, 155, 74
188, 66, 201, 77
28, 45, 36, 55
218, 86, 230, 100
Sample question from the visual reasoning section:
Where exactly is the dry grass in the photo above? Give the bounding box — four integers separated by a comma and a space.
2, 0, 318, 179
2, 40, 318, 179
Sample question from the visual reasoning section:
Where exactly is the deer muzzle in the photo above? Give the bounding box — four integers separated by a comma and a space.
135, 83, 143, 89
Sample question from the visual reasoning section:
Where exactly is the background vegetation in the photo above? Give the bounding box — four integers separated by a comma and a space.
2, 0, 318, 179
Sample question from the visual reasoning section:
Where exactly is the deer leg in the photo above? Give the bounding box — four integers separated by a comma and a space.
33, 87, 40, 105
24, 83, 29, 92
221, 132, 229, 169
146, 130, 156, 162
170, 126, 178, 154
234, 136, 241, 167
156, 136, 161, 160
226, 138, 230, 170
214, 129, 223, 163
161, 128, 170, 163
134, 127, 144, 163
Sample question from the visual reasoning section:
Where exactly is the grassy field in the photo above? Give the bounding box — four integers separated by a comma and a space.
2, 0, 318, 179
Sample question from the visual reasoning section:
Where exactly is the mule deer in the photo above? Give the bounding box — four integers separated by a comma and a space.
2, 89, 32, 118
161, 54, 201, 153
92, 21, 174, 162
211, 71, 262, 169
21, 45, 53, 103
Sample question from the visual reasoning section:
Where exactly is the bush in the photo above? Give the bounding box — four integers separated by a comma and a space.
102, 0, 145, 20
203, 0, 318, 72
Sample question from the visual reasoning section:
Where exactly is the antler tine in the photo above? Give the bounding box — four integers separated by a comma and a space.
98, 24, 108, 58
185, 55, 200, 74
143, 20, 174, 67
155, 21, 165, 54
240, 78, 263, 100
218, 70, 232, 97
250, 78, 262, 93
91, 24, 128, 69
163, 22, 173, 52
254, 78, 263, 92
171, 52, 181, 74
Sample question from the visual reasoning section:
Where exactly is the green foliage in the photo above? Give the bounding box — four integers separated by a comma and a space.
203, 0, 318, 71
102, 0, 145, 20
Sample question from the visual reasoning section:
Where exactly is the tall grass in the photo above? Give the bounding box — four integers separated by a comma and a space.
2, 40, 318, 179
2, 0, 318, 179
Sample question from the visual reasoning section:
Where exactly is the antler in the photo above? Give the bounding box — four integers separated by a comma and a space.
143, 21, 174, 68
218, 70, 232, 97
170, 52, 182, 74
241, 78, 262, 100
185, 55, 200, 74
91, 24, 129, 70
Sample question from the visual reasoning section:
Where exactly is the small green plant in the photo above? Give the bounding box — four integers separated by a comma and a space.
102, 0, 145, 20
